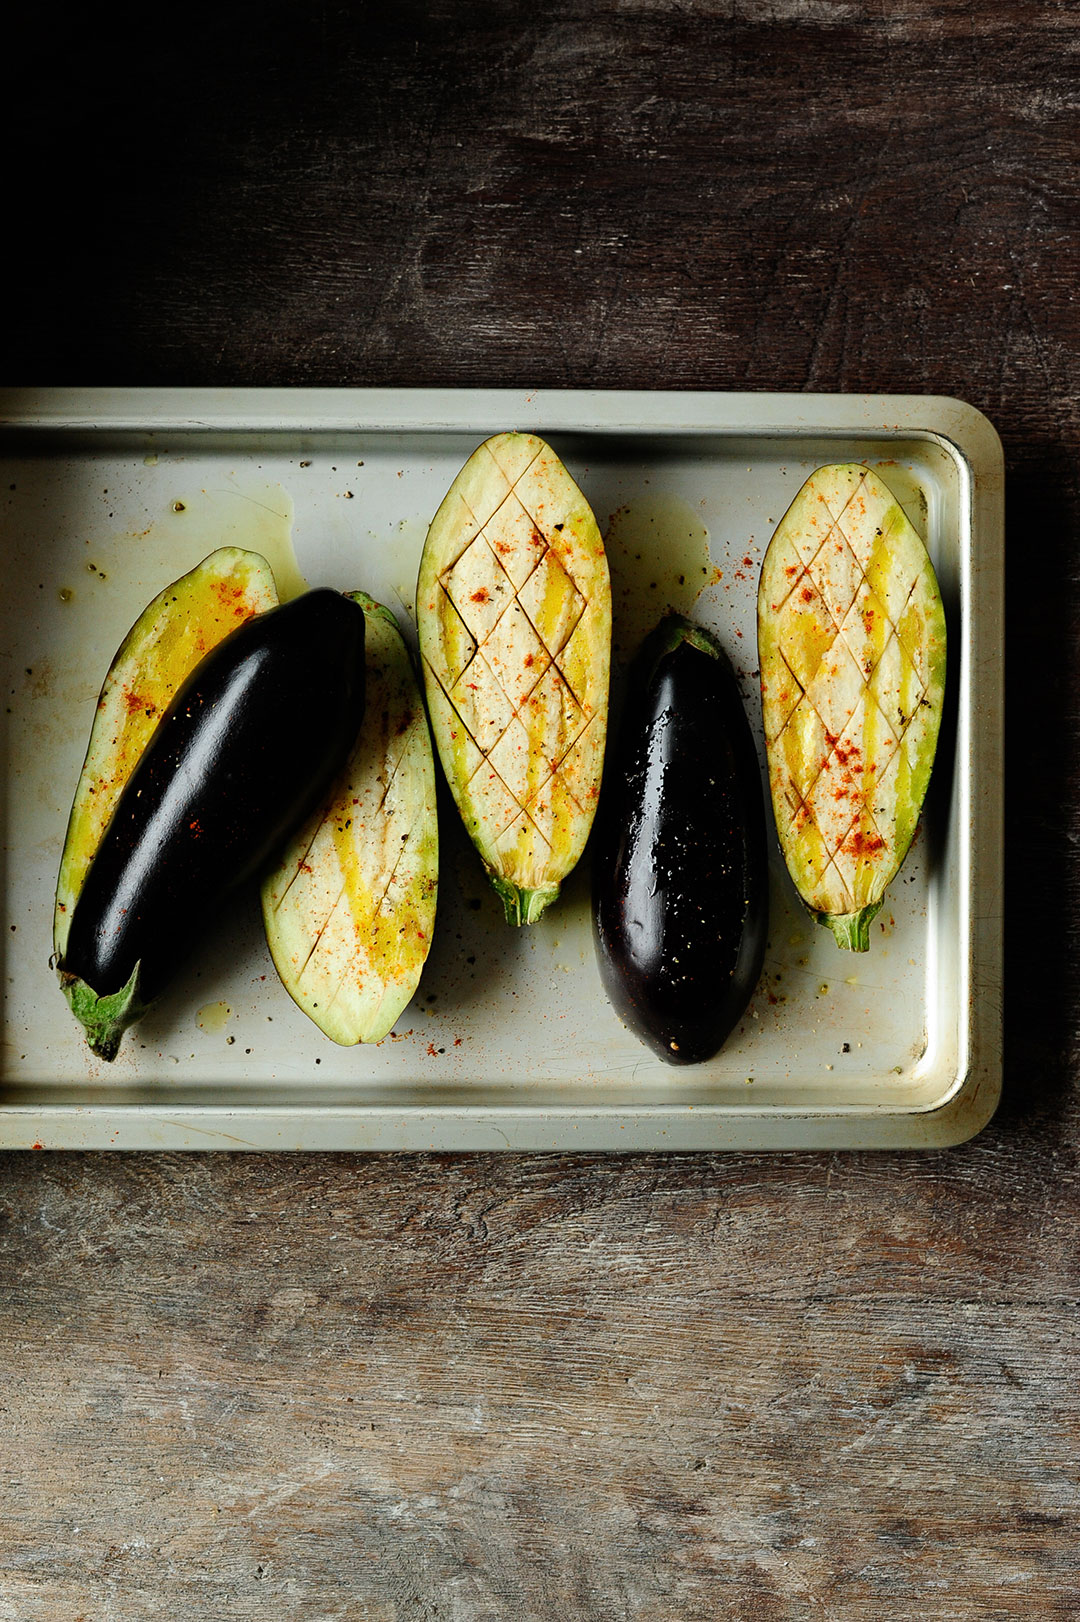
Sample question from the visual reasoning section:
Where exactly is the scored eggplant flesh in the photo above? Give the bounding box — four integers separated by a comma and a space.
262, 593, 439, 1044
417, 432, 610, 925
757, 463, 947, 951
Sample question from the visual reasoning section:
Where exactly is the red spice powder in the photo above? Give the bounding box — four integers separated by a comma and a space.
845, 828, 886, 856
212, 581, 252, 619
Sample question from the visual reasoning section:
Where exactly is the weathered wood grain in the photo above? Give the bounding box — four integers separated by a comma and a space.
4, 0, 1080, 1615
2, 1149, 1080, 1620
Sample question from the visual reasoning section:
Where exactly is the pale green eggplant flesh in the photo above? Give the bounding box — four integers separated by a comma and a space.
53, 547, 279, 987
262, 593, 438, 1044
757, 464, 947, 951
417, 432, 611, 925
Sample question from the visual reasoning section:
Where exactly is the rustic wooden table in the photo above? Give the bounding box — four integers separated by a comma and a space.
4, 4, 1075, 1617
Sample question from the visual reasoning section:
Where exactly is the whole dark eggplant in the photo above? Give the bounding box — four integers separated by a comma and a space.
59, 589, 366, 1060
593, 615, 768, 1064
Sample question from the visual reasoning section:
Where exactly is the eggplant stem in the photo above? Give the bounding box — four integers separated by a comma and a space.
59, 961, 147, 1061
489, 874, 560, 926
820, 902, 883, 953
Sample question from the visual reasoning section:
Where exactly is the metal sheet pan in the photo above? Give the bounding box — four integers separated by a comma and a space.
0, 389, 1003, 1149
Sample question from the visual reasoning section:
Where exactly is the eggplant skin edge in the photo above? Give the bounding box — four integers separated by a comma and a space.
57, 590, 367, 1061
593, 615, 769, 1066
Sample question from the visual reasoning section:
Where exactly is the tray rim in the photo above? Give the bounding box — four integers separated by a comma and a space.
0, 387, 1004, 1151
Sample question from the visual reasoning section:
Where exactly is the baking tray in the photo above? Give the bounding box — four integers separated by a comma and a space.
0, 389, 1003, 1150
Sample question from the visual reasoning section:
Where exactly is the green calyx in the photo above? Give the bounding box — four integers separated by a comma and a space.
820, 902, 883, 953
489, 874, 560, 927
641, 614, 727, 681
59, 960, 147, 1061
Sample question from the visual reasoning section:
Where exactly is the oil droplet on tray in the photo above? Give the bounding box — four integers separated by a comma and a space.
387, 516, 431, 622
160, 483, 308, 601
604, 495, 712, 659
197, 1000, 232, 1034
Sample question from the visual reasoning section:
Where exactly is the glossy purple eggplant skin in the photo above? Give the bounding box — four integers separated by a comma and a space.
593, 616, 768, 1065
61, 589, 366, 1010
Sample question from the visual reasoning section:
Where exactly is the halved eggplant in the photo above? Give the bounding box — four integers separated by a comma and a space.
262, 592, 438, 1044
57, 590, 367, 1060
593, 616, 768, 1065
757, 463, 946, 950
54, 547, 279, 964
417, 432, 610, 925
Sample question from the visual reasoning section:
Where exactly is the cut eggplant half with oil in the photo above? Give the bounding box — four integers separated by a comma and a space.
757, 463, 946, 951
417, 432, 611, 925
593, 616, 768, 1065
263, 592, 438, 1044
54, 547, 279, 965
56, 589, 367, 1060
